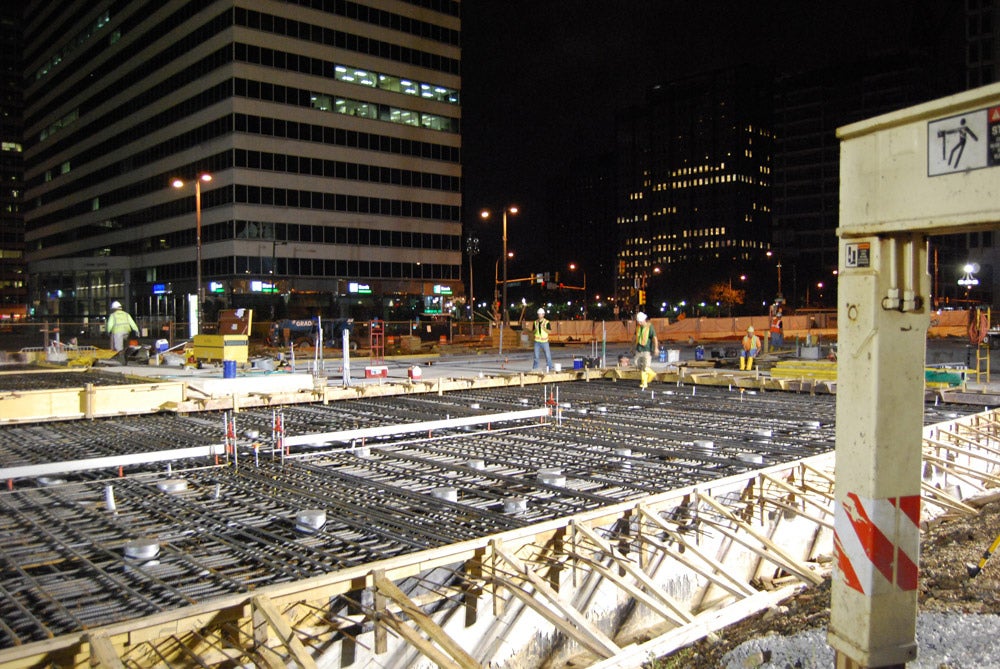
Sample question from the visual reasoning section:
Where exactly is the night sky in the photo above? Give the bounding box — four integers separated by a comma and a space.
461, 1, 963, 290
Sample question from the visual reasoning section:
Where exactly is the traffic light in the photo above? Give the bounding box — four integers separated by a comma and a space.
638, 290, 646, 305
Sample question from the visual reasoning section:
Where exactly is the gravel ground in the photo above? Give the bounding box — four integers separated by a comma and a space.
656, 499, 1000, 668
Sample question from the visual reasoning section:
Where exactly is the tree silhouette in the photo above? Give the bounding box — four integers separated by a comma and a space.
707, 282, 745, 317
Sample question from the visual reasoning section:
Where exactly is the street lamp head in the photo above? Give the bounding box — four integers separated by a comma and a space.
172, 173, 213, 189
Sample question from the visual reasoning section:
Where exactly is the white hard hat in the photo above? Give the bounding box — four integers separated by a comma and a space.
636, 312, 647, 322
537, 308, 545, 315
110, 301, 122, 310
747, 325, 754, 333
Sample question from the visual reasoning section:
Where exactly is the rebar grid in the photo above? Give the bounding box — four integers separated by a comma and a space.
0, 381, 981, 647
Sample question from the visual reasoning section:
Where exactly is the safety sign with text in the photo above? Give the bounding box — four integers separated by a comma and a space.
928, 105, 1000, 176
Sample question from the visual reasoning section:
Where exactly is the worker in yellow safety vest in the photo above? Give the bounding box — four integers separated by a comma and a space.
634, 312, 658, 389
532, 308, 554, 371
740, 325, 761, 370
106, 301, 139, 352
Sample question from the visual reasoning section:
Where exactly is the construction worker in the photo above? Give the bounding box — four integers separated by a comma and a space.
770, 311, 784, 349
634, 312, 658, 388
740, 325, 761, 370
532, 308, 553, 371
106, 301, 139, 352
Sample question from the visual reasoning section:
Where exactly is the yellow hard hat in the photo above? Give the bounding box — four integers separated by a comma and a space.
747, 326, 754, 333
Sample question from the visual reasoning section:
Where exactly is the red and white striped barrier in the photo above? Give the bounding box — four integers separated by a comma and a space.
834, 492, 920, 595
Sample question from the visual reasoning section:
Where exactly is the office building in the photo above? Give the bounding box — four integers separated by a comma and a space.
21, 1, 462, 327
0, 7, 24, 320
771, 53, 942, 309
615, 68, 773, 313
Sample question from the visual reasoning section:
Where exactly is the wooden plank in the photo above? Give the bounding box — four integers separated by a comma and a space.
489, 572, 618, 660
760, 473, 835, 518
376, 612, 466, 669
757, 496, 834, 531
922, 452, 1000, 486
639, 506, 756, 598
372, 571, 480, 669
491, 541, 620, 658
575, 554, 689, 627
926, 433, 1000, 467
951, 422, 1000, 456
641, 534, 750, 600
697, 493, 824, 586
251, 605, 288, 669
373, 571, 388, 655
572, 522, 694, 624
588, 584, 805, 669
251, 595, 318, 669
920, 480, 980, 516
86, 632, 123, 669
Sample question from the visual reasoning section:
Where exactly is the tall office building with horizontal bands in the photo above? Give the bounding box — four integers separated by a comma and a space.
21, 0, 461, 326
0, 8, 24, 320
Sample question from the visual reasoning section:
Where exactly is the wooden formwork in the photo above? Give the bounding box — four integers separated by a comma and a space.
0, 408, 996, 668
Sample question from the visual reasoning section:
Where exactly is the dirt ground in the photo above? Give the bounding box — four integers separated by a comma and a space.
655, 499, 1000, 668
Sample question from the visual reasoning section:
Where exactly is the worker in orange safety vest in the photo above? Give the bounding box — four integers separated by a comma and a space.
740, 325, 761, 370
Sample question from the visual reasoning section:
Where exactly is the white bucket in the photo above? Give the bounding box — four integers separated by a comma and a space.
553, 363, 562, 372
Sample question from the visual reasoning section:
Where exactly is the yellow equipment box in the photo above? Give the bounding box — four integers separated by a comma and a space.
192, 334, 249, 363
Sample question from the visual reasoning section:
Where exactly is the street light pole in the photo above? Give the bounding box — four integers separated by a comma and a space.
465, 235, 479, 322
502, 209, 509, 330
569, 263, 588, 320
172, 173, 212, 334
481, 206, 518, 357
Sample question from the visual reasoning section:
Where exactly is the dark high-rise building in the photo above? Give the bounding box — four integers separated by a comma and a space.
21, 1, 462, 327
967, 0, 999, 88
615, 68, 773, 315
0, 7, 24, 320
544, 152, 615, 300
771, 53, 943, 309
942, 0, 1000, 307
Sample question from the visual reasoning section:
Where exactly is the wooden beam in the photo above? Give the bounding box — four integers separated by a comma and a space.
372, 571, 480, 669
639, 506, 756, 598
757, 495, 834, 531
697, 493, 824, 586
760, 473, 835, 518
925, 433, 1000, 467
576, 553, 690, 627
587, 584, 805, 669
251, 595, 318, 669
922, 452, 1000, 486
251, 606, 288, 669
920, 480, 979, 516
373, 572, 388, 655
490, 540, 620, 658
376, 611, 467, 669
571, 522, 694, 624
86, 632, 123, 669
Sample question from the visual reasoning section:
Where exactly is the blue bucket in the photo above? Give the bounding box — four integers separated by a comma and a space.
223, 360, 237, 378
